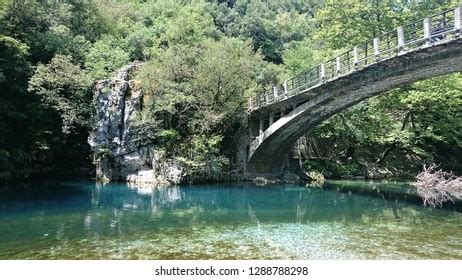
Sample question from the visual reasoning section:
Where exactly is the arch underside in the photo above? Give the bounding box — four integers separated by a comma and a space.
247, 39, 462, 174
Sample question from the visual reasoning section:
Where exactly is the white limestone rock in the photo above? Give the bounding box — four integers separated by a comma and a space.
88, 63, 185, 185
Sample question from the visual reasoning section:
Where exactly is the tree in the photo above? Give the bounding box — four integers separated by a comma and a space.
207, 0, 320, 63
159, 4, 218, 46
1, 0, 460, 180
28, 54, 92, 133
136, 36, 269, 177
137, 43, 199, 143
0, 35, 31, 87
85, 36, 130, 79
282, 38, 315, 74
0, 0, 106, 64
191, 38, 261, 134
0, 35, 33, 176
30, 25, 91, 64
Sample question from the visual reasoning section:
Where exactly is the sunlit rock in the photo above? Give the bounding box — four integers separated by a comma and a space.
88, 63, 184, 185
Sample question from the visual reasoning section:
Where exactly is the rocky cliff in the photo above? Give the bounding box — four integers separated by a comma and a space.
88, 63, 183, 184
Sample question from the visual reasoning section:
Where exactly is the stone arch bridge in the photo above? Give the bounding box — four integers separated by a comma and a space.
245, 6, 462, 175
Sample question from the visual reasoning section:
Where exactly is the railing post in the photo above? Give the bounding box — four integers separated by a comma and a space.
373, 37, 380, 61
455, 5, 461, 37
259, 118, 264, 136
265, 90, 270, 105
423, 17, 431, 46
249, 120, 254, 138
273, 85, 278, 100
336, 57, 341, 75
397, 26, 405, 54
320, 63, 325, 82
248, 97, 253, 109
283, 80, 288, 97
353, 47, 359, 69
269, 113, 274, 126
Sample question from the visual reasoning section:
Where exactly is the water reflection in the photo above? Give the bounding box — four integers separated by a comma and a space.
72, 182, 462, 231
0, 181, 461, 259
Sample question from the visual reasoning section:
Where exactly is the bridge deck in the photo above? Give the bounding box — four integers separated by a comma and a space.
246, 6, 462, 174
249, 6, 461, 116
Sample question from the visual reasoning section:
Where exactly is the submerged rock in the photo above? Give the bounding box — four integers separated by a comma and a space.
88, 63, 184, 185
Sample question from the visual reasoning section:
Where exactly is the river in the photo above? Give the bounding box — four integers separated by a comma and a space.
0, 180, 461, 259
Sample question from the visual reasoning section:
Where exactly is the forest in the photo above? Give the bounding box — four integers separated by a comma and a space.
0, 0, 461, 181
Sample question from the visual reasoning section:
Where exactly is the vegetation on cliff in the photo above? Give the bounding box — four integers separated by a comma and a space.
0, 0, 460, 180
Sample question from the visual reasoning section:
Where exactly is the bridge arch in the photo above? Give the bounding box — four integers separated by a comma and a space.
246, 7, 462, 174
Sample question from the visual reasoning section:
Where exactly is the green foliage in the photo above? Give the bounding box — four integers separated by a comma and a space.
282, 38, 315, 74
209, 0, 320, 63
0, 34, 35, 177
182, 134, 230, 182
0, 0, 107, 63
284, 0, 458, 74
0, 35, 31, 84
191, 38, 261, 132
85, 36, 130, 79
310, 0, 456, 51
156, 128, 180, 149
0, 0, 460, 180
137, 43, 198, 130
137, 37, 266, 173
160, 4, 218, 46
28, 55, 92, 133
124, 24, 156, 60
30, 25, 91, 63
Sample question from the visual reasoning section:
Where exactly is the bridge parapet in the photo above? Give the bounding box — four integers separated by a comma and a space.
248, 6, 462, 112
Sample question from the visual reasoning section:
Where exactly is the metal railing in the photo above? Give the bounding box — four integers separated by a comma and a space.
248, 6, 461, 111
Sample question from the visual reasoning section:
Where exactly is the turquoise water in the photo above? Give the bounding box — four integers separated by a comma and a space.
0, 181, 461, 259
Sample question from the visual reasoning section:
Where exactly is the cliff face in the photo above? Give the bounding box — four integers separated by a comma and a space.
88, 63, 183, 184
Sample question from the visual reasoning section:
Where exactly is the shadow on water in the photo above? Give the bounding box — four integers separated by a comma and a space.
0, 181, 94, 213
322, 179, 462, 212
